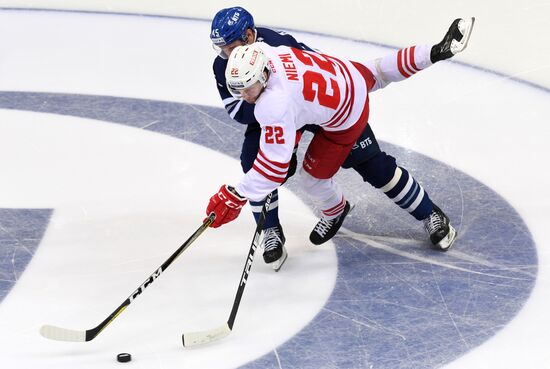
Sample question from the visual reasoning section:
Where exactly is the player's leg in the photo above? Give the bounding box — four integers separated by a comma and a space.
362, 18, 474, 93
301, 126, 366, 245
300, 171, 353, 245
240, 124, 287, 269
345, 125, 456, 250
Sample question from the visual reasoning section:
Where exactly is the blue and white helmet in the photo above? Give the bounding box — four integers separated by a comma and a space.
210, 7, 255, 47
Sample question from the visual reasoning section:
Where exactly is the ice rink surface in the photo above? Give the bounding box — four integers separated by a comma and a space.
1, 9, 549, 369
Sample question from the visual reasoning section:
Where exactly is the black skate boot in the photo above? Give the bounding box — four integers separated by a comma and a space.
262, 225, 287, 272
431, 17, 475, 63
423, 204, 457, 251
309, 201, 354, 245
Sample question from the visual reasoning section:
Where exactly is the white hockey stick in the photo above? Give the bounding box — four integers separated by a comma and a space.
182, 193, 272, 347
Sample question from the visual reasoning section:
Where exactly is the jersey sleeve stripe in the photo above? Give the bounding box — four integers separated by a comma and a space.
228, 99, 244, 119
252, 164, 286, 183
255, 155, 289, 176
258, 149, 290, 169
222, 96, 238, 105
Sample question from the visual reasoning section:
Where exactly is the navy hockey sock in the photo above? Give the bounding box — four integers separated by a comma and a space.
380, 167, 433, 220
250, 189, 280, 229
354, 152, 433, 221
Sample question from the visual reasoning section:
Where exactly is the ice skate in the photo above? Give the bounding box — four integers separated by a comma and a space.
431, 17, 475, 63
423, 204, 457, 251
310, 201, 354, 245
262, 225, 287, 272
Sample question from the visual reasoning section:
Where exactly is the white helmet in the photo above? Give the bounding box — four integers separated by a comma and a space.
225, 43, 269, 97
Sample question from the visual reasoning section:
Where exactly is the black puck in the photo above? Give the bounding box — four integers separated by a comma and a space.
117, 353, 132, 363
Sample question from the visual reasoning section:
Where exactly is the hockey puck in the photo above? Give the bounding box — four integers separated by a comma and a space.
117, 353, 132, 363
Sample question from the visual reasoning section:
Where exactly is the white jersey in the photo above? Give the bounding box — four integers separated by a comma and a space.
235, 44, 374, 201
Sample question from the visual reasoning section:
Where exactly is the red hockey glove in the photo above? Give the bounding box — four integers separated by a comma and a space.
206, 185, 247, 228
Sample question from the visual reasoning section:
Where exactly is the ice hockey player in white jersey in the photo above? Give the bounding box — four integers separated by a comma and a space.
205, 18, 474, 249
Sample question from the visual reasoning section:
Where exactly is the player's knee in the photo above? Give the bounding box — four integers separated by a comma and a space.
299, 168, 326, 192
355, 152, 397, 188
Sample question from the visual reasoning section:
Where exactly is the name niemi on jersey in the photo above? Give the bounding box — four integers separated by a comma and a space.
278, 53, 299, 81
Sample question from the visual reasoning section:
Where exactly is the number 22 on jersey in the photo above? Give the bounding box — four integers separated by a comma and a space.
265, 126, 285, 144
291, 48, 341, 110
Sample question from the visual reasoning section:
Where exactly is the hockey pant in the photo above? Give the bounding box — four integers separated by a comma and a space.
300, 117, 368, 220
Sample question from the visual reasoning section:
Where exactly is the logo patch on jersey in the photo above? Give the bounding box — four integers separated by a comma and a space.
268, 60, 277, 73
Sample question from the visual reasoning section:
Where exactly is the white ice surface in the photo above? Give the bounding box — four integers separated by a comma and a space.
0, 9, 549, 369
0, 110, 337, 368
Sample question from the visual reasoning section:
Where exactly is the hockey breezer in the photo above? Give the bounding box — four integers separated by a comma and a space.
182, 192, 272, 347
39, 214, 216, 342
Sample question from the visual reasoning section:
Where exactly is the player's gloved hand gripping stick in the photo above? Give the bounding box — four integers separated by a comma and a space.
182, 192, 272, 346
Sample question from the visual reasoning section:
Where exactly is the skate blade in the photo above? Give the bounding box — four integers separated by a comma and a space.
451, 17, 475, 54
270, 246, 288, 272
437, 225, 457, 251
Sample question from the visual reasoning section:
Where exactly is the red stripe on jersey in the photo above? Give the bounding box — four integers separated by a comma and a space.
408, 46, 420, 72
325, 77, 351, 127
324, 56, 355, 128
351, 61, 376, 91
319, 56, 350, 128
258, 149, 290, 170
252, 164, 286, 183
397, 49, 412, 78
255, 155, 288, 176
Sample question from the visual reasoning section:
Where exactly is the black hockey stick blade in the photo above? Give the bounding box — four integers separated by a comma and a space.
40, 214, 215, 342
182, 193, 272, 347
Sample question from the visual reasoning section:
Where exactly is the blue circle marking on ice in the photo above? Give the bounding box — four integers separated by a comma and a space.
0, 91, 537, 368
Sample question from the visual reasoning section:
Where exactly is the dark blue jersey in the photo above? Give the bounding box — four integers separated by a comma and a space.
213, 27, 312, 125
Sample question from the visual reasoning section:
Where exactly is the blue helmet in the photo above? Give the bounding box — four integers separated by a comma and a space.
210, 7, 255, 47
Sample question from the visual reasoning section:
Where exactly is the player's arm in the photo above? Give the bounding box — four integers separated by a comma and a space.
235, 118, 296, 202
205, 119, 295, 228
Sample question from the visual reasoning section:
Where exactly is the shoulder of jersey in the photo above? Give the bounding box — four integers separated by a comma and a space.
213, 56, 227, 71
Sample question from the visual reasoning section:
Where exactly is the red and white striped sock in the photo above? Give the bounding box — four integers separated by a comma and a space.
363, 44, 432, 91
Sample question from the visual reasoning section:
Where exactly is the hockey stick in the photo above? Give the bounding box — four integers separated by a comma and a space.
182, 192, 272, 346
40, 214, 215, 342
